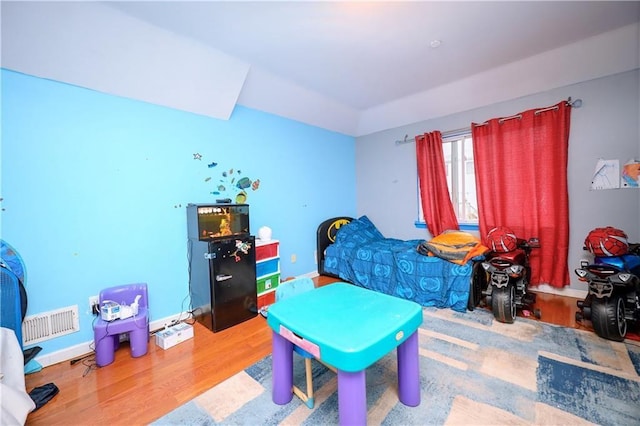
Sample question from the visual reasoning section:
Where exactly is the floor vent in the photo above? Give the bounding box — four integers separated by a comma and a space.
22, 305, 80, 346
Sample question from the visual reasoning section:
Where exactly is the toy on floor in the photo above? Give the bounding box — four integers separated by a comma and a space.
474, 227, 541, 323
575, 227, 640, 341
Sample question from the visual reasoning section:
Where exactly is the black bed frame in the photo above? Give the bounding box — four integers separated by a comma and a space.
316, 216, 354, 277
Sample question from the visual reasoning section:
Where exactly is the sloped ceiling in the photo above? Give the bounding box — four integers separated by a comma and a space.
2, 1, 639, 136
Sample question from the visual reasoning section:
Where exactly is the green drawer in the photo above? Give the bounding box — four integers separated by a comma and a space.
257, 273, 280, 294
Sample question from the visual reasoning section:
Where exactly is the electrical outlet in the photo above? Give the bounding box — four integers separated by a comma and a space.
291, 254, 297, 263
89, 295, 99, 315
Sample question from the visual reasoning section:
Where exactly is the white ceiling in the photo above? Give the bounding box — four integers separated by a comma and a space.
106, 1, 640, 111
2, 1, 639, 136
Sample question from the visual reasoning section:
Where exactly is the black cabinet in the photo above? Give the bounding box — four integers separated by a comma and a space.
188, 236, 257, 332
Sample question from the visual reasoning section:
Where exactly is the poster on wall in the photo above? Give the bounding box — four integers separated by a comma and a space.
590, 159, 619, 190
621, 159, 640, 188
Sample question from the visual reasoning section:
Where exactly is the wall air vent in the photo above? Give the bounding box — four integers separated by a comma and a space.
22, 305, 80, 346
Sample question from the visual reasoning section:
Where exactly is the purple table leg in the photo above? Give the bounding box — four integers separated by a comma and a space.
337, 369, 367, 425
397, 331, 420, 406
272, 331, 294, 405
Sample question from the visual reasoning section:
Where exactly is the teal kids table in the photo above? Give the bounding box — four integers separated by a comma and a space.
267, 282, 423, 425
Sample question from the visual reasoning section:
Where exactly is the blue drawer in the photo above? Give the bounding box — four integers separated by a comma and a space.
257, 258, 279, 278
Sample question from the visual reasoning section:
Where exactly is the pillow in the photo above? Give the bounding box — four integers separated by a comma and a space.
335, 215, 384, 244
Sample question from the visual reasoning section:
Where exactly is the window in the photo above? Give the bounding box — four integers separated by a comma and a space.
417, 132, 479, 230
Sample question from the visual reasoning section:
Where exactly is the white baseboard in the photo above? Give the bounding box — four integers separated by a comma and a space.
37, 273, 581, 368
36, 272, 328, 368
33, 312, 190, 368
529, 284, 587, 300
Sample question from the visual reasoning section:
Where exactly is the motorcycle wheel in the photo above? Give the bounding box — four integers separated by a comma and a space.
467, 262, 486, 311
492, 284, 516, 324
591, 295, 627, 342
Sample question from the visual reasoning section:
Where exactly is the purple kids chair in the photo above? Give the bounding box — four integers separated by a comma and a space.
93, 283, 149, 367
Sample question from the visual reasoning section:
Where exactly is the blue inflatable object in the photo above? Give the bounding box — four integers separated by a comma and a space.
1, 239, 27, 284
0, 240, 39, 373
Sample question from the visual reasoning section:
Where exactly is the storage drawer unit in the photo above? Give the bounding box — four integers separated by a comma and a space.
256, 242, 279, 260
257, 272, 280, 294
256, 240, 280, 309
256, 258, 279, 277
257, 288, 276, 308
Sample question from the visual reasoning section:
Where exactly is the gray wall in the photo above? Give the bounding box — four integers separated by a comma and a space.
355, 70, 640, 292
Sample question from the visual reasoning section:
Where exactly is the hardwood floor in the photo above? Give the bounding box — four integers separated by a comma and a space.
25, 276, 585, 425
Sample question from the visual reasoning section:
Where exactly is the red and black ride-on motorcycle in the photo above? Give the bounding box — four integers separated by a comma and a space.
470, 226, 541, 323
575, 227, 640, 341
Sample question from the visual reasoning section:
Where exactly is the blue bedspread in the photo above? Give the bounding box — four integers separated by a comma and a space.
323, 216, 472, 312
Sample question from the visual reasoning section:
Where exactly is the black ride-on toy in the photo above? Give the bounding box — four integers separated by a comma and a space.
575, 227, 640, 341
469, 227, 541, 324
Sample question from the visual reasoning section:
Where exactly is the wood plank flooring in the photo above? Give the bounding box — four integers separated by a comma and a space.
24, 276, 586, 425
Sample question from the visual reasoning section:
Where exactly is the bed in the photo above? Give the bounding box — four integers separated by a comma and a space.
316, 216, 478, 312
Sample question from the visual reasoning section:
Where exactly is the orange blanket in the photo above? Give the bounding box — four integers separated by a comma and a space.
418, 230, 489, 265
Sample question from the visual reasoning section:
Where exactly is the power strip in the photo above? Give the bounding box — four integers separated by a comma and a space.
155, 323, 194, 350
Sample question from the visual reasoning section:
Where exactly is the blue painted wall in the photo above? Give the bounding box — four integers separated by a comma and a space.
1, 69, 356, 356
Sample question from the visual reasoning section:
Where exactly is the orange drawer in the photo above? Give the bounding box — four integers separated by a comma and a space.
256, 241, 279, 261
257, 291, 276, 309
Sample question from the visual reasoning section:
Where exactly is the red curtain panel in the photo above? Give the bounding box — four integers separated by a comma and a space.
416, 131, 459, 237
472, 101, 571, 288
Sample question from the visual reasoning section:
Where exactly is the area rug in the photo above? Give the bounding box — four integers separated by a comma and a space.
153, 307, 640, 425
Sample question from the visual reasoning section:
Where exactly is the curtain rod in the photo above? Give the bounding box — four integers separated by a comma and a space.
394, 126, 469, 145
394, 97, 582, 145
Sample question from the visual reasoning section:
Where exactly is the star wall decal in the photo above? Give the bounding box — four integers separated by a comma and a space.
193, 153, 202, 160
